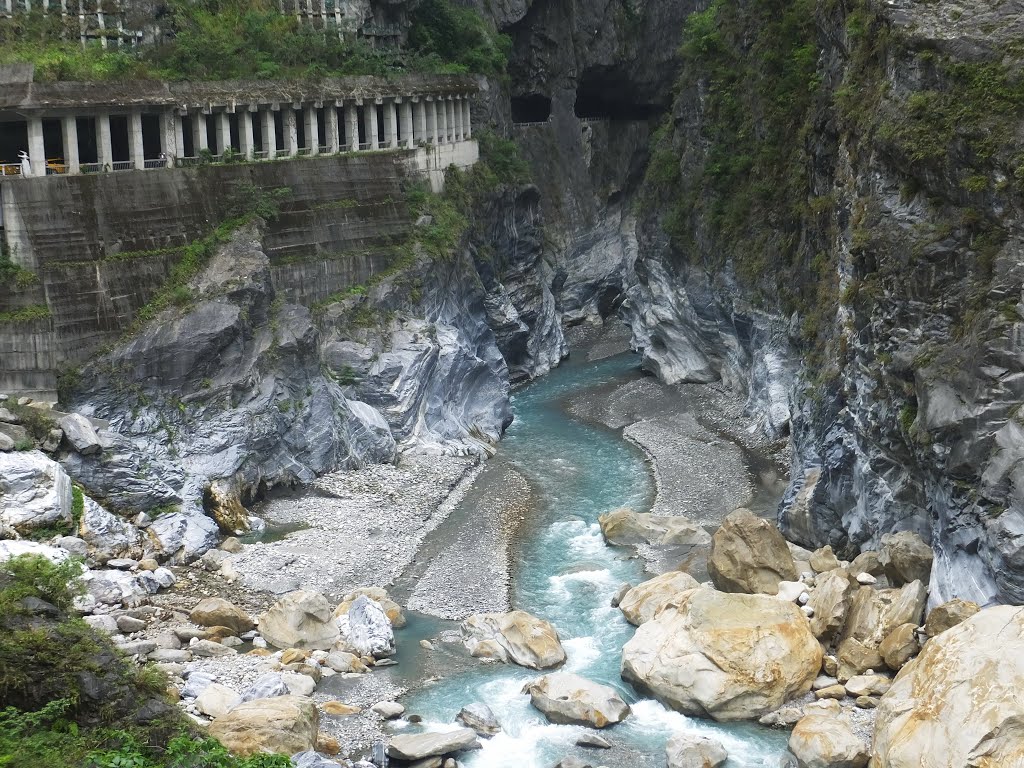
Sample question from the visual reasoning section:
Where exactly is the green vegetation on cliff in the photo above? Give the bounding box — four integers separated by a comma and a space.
0, 0, 508, 81
0, 554, 289, 768
643, 0, 1024, 370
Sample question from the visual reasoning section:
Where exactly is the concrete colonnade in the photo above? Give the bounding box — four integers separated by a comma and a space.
11, 92, 473, 177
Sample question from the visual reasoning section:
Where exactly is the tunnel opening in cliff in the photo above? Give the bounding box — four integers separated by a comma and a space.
512, 94, 552, 123
573, 69, 663, 120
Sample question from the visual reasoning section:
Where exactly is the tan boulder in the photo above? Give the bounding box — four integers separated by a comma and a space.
923, 598, 980, 638
666, 733, 728, 768
618, 571, 701, 626
388, 729, 479, 761
189, 597, 254, 635
258, 590, 339, 650
523, 672, 630, 728
322, 701, 361, 716
809, 546, 841, 573
707, 508, 798, 595
203, 480, 250, 534
208, 695, 318, 757
871, 605, 1024, 768
838, 580, 926, 659
789, 714, 869, 768
195, 683, 241, 718
849, 550, 883, 576
333, 586, 406, 629
620, 589, 821, 721
878, 531, 933, 586
461, 610, 566, 670
844, 674, 891, 698
598, 508, 708, 548
878, 623, 919, 671
836, 638, 884, 681
806, 568, 855, 641
815, 685, 847, 700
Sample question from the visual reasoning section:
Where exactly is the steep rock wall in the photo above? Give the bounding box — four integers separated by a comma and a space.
624, 0, 1024, 605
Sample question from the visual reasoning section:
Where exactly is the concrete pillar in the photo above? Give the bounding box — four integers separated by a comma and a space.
159, 110, 177, 166
304, 104, 319, 155
96, 113, 113, 170
345, 101, 359, 151
463, 97, 472, 139
173, 112, 185, 163
446, 98, 456, 143
283, 107, 298, 157
427, 99, 439, 145
129, 110, 145, 169
437, 98, 448, 145
215, 110, 231, 155
27, 116, 46, 177
414, 100, 427, 145
239, 109, 255, 160
399, 100, 413, 149
61, 116, 80, 174
261, 109, 277, 159
453, 96, 464, 141
364, 102, 378, 150
383, 98, 398, 149
325, 102, 340, 154
192, 111, 208, 154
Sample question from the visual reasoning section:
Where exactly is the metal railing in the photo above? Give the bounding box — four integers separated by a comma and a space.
143, 158, 167, 169
80, 163, 101, 174
175, 156, 203, 167
111, 160, 133, 171
0, 164, 22, 176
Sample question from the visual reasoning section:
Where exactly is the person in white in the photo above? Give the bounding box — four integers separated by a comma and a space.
18, 150, 30, 176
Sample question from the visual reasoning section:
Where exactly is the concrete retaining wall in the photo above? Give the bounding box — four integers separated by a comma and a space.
0, 143, 477, 394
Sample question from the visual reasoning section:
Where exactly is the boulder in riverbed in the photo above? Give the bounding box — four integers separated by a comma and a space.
621, 588, 821, 721
922, 597, 979, 638
0, 451, 73, 534
456, 702, 501, 736
207, 695, 318, 757
618, 571, 701, 626
258, 590, 339, 650
871, 605, 1024, 768
788, 713, 868, 768
461, 610, 566, 669
598, 508, 709, 549
190, 597, 254, 635
666, 733, 728, 768
879, 531, 933, 587
707, 508, 798, 595
339, 595, 395, 658
334, 586, 406, 628
387, 728, 479, 761
523, 672, 630, 728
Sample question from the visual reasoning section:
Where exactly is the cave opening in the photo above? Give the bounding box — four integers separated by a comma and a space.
574, 70, 662, 120
511, 94, 552, 123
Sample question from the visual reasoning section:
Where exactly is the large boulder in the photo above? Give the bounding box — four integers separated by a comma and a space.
259, 591, 339, 650
707, 508, 798, 595
387, 728, 479, 761
207, 695, 318, 757
836, 581, 927, 679
806, 568, 856, 641
0, 451, 72, 534
333, 587, 406, 628
339, 595, 395, 658
598, 508, 709, 551
666, 734, 728, 768
878, 531, 933, 587
788, 714, 869, 768
871, 605, 1024, 767
190, 597, 255, 635
877, 623, 919, 671
147, 507, 220, 564
523, 672, 631, 728
618, 571, 701, 626
620, 589, 821, 721
77, 497, 143, 561
59, 413, 102, 456
922, 598, 980, 638
461, 610, 566, 669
